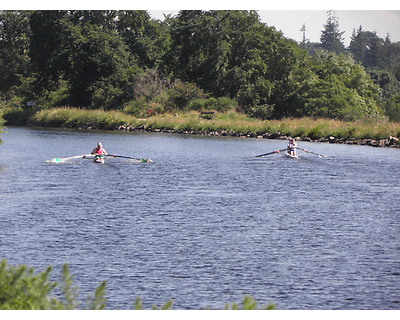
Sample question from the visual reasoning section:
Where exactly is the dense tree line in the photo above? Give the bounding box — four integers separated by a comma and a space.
0, 10, 399, 123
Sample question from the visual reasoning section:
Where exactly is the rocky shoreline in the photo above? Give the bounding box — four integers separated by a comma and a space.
114, 124, 400, 148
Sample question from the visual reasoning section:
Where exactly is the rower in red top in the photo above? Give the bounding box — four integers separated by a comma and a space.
91, 142, 107, 163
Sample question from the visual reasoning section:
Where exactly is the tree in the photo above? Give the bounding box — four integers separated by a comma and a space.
299, 23, 310, 49
116, 10, 170, 69
65, 23, 138, 108
292, 51, 383, 120
320, 11, 345, 54
29, 10, 140, 108
349, 26, 385, 68
0, 11, 31, 94
167, 10, 305, 118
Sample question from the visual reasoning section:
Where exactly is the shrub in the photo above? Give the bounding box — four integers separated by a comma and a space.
307, 124, 327, 140
225, 296, 276, 310
189, 97, 238, 112
0, 260, 276, 310
248, 104, 275, 120
123, 97, 149, 117
166, 80, 208, 110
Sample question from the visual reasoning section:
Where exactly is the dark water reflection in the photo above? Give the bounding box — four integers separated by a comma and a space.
1, 127, 399, 309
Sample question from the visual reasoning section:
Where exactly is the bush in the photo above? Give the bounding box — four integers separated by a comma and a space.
248, 104, 275, 120
0, 259, 276, 310
166, 80, 208, 110
306, 124, 328, 140
189, 97, 238, 112
384, 96, 400, 122
123, 97, 149, 117
225, 295, 276, 310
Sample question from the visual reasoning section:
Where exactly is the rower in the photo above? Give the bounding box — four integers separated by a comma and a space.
287, 138, 297, 157
91, 142, 107, 162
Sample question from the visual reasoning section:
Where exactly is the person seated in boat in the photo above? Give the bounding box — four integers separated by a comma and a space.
90, 142, 107, 161
287, 138, 297, 157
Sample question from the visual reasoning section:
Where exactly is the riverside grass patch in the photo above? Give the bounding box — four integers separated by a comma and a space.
28, 107, 400, 140
147, 112, 400, 140
30, 107, 141, 129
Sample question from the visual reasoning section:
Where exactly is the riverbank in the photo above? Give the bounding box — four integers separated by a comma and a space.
6, 107, 400, 148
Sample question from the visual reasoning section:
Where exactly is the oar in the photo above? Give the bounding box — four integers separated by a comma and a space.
47, 154, 92, 163
298, 148, 327, 158
255, 148, 286, 157
106, 154, 153, 163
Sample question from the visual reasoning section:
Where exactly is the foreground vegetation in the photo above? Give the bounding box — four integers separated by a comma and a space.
0, 259, 275, 310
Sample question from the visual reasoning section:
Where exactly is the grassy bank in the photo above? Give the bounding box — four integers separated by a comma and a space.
146, 111, 400, 140
12, 107, 400, 142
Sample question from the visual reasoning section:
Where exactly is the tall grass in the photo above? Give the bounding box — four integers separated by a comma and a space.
147, 113, 400, 139
28, 107, 400, 140
30, 107, 141, 129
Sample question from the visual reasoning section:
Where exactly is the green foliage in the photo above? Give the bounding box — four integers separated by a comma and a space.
306, 124, 328, 140
292, 51, 383, 120
189, 97, 238, 112
320, 11, 345, 54
384, 95, 400, 122
0, 9, 398, 123
0, 259, 276, 310
0, 259, 58, 310
246, 104, 275, 120
60, 264, 79, 310
133, 297, 174, 310
87, 280, 107, 310
0, 260, 108, 310
30, 107, 139, 129
225, 295, 276, 310
123, 97, 149, 117
166, 80, 208, 110
0, 11, 32, 93
2, 105, 35, 126
117, 11, 171, 69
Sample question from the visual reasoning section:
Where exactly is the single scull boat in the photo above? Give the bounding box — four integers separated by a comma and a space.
285, 152, 299, 159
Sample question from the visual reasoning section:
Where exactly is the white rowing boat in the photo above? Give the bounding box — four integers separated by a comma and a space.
285, 152, 299, 159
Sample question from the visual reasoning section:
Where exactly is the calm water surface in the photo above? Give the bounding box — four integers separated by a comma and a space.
0, 127, 399, 309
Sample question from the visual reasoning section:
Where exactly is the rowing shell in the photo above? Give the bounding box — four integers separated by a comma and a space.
285, 152, 299, 159
94, 158, 105, 164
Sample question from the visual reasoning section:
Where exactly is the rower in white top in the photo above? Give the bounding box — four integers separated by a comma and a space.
286, 137, 298, 158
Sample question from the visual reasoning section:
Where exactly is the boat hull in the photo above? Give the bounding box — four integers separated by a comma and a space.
285, 152, 299, 159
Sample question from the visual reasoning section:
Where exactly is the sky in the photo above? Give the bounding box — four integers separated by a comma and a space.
4, 1, 400, 46
149, 10, 400, 47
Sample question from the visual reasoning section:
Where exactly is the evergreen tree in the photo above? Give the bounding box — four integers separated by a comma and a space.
320, 11, 345, 54
299, 23, 309, 49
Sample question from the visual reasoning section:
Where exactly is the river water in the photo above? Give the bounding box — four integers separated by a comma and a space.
0, 126, 399, 310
